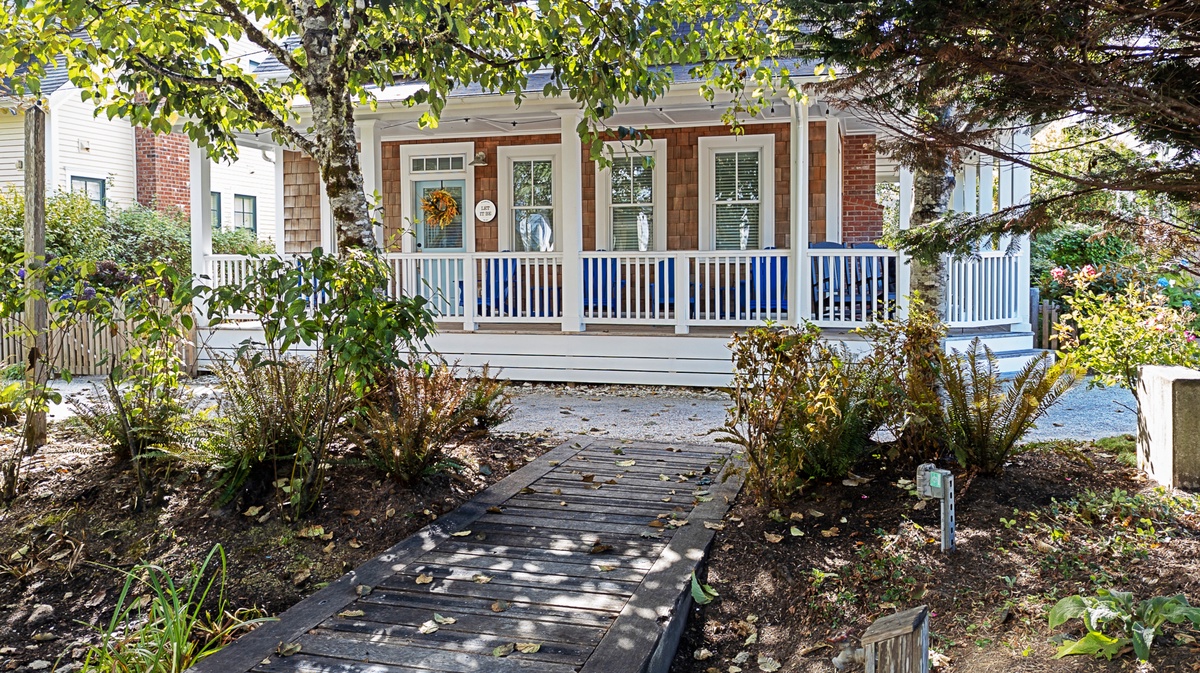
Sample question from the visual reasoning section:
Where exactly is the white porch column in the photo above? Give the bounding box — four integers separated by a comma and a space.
1012, 128, 1033, 332
556, 109, 585, 333
319, 187, 334, 254
963, 156, 978, 215
273, 147, 286, 255
358, 119, 384, 249
824, 110, 841, 243
793, 100, 811, 325
896, 166, 914, 319
189, 144, 213, 325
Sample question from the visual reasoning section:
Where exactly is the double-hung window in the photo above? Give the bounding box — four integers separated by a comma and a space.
698, 135, 775, 251
596, 139, 666, 251
70, 176, 106, 207
499, 145, 560, 252
234, 194, 257, 231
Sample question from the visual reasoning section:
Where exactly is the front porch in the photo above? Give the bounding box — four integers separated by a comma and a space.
190, 87, 1035, 386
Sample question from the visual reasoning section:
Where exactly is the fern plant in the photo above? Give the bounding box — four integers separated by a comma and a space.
939, 339, 1083, 474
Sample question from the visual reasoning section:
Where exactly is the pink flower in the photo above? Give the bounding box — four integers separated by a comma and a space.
1050, 267, 1068, 283
1080, 264, 1099, 279
1187, 332, 1196, 343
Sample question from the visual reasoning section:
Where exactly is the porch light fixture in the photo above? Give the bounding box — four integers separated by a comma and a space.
469, 151, 488, 167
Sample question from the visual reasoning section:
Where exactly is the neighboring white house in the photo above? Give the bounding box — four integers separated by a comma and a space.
1, 58, 274, 241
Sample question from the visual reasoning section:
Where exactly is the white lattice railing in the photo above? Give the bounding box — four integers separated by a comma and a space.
946, 250, 1021, 328
806, 248, 899, 328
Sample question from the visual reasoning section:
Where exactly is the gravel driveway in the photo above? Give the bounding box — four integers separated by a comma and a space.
36, 375, 1136, 444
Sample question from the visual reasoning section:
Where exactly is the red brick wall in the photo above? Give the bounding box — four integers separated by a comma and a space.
842, 134, 884, 244
134, 129, 191, 215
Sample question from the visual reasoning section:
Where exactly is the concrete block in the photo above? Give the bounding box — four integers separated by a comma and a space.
1137, 365, 1200, 490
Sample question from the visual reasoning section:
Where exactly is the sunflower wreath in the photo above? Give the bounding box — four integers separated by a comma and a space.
420, 189, 459, 228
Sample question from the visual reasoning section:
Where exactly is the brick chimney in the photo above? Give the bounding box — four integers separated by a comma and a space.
134, 128, 191, 215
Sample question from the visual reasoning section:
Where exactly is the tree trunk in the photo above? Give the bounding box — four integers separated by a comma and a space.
299, 13, 378, 252
23, 105, 47, 451
907, 148, 955, 318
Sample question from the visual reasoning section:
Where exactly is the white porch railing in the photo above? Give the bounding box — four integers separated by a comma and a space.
946, 250, 1021, 327
806, 248, 900, 329
581, 252, 677, 325
685, 250, 790, 326
203, 245, 1023, 333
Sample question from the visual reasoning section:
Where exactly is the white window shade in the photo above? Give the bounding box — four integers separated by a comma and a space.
609, 155, 655, 251
713, 150, 761, 250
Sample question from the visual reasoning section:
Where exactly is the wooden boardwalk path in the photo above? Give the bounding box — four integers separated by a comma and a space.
191, 437, 741, 673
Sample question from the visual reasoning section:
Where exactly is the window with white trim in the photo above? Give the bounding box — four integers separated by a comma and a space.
596, 139, 666, 252
411, 155, 465, 172
234, 194, 257, 231
511, 158, 555, 252
698, 134, 775, 251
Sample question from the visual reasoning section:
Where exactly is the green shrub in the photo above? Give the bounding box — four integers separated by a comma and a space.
939, 339, 1082, 474
212, 228, 274, 255
1058, 268, 1200, 396
108, 205, 190, 277
205, 353, 354, 507
80, 545, 271, 673
0, 381, 19, 427
0, 186, 111, 263
352, 361, 472, 483
458, 365, 513, 432
1049, 590, 1200, 662
718, 324, 898, 503
71, 265, 201, 505
204, 248, 435, 514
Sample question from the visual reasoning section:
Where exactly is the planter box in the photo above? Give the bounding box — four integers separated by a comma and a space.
1138, 366, 1200, 490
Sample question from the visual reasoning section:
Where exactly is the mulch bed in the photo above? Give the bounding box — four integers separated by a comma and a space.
0, 422, 558, 670
670, 443, 1200, 673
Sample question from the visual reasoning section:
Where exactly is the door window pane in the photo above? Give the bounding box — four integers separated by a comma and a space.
416, 180, 465, 251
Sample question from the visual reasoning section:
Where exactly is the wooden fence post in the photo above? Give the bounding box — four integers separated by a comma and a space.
863, 605, 929, 673
23, 103, 48, 450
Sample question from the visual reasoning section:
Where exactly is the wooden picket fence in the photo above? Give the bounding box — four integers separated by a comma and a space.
1, 307, 197, 378
1034, 300, 1065, 351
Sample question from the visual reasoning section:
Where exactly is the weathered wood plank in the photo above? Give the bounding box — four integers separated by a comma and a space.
323, 602, 607, 646
360, 591, 619, 629
376, 575, 635, 608
312, 623, 593, 665
481, 504, 677, 526
476, 513, 673, 536
391, 563, 643, 595
411, 551, 651, 581
435, 536, 664, 560
255, 642, 577, 673
502, 496, 687, 517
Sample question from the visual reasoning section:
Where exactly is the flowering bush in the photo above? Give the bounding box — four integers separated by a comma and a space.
1057, 267, 1200, 396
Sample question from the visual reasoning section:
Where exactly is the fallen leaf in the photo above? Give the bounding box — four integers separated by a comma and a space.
486, 506, 503, 514
913, 500, 928, 511
516, 643, 541, 654
337, 609, 365, 618
703, 521, 725, 530
491, 600, 510, 612
790, 526, 804, 537
615, 460, 636, 467
519, 487, 537, 494
291, 570, 310, 585
296, 525, 324, 539
659, 474, 671, 481
647, 520, 665, 528
764, 532, 783, 543
757, 655, 782, 672
694, 648, 714, 660
598, 564, 617, 572
807, 509, 824, 518
320, 532, 334, 541
345, 509, 360, 517
473, 573, 493, 584
493, 643, 515, 657
348, 537, 362, 549
385, 507, 396, 519
820, 527, 840, 538
322, 541, 335, 554
243, 506, 262, 517
451, 531, 472, 537
789, 512, 804, 521
277, 642, 302, 656
433, 613, 457, 624
415, 573, 434, 585
589, 542, 612, 554
356, 584, 372, 596
581, 474, 596, 482
418, 620, 439, 634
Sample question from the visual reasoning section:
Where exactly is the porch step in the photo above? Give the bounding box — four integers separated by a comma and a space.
990, 348, 1050, 375
944, 331, 1034, 354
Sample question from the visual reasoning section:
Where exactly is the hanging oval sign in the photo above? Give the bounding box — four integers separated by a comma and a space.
474, 199, 497, 222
